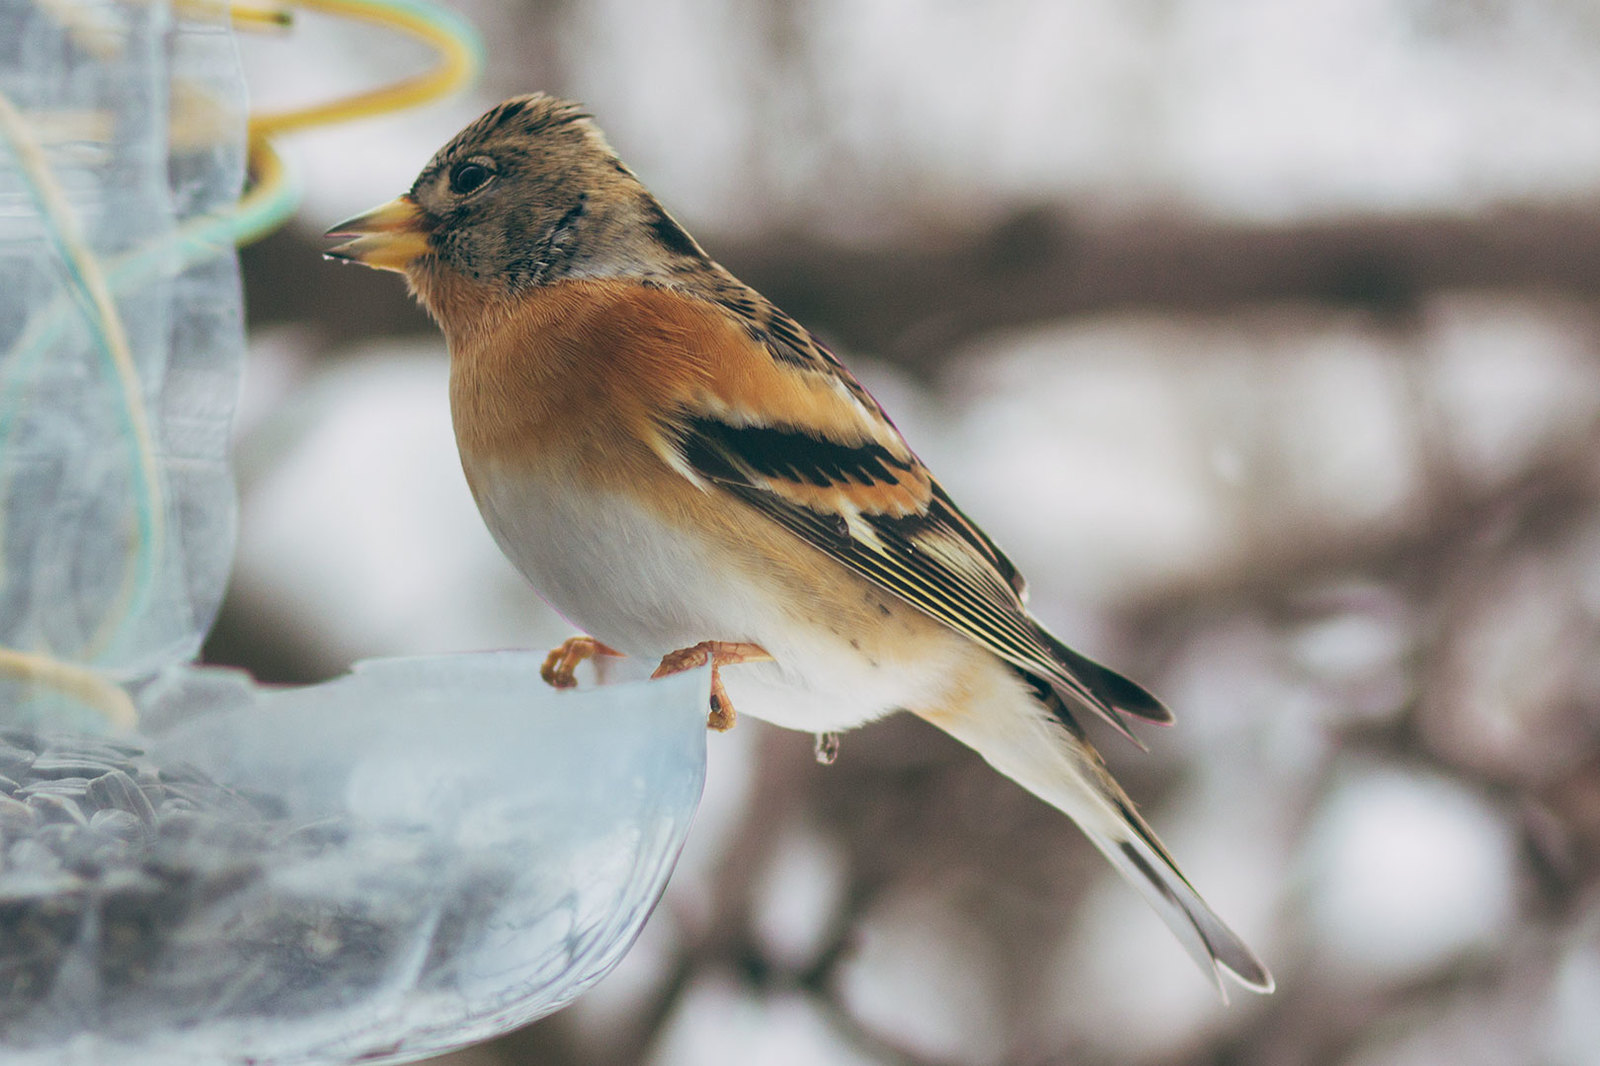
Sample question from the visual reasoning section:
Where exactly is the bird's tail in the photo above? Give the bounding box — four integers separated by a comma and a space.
918, 670, 1274, 997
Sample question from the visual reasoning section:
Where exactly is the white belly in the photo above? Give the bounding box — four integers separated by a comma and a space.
464, 458, 962, 733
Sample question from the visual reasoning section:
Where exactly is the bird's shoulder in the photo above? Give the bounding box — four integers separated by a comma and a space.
672, 267, 886, 411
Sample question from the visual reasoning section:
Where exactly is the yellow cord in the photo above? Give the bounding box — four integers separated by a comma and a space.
0, 649, 139, 732
227, 1, 295, 31
249, 0, 481, 139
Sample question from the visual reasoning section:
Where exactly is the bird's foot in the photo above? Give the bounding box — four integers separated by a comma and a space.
651, 641, 772, 731
540, 635, 623, 689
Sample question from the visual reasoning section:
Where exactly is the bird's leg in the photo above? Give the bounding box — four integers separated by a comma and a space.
651, 641, 772, 731
540, 635, 623, 689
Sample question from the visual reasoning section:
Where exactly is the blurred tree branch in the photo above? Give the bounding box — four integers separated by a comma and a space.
255, 199, 1600, 369
1122, 420, 1600, 621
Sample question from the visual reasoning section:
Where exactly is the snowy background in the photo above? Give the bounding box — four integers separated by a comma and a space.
219, 1, 1600, 1063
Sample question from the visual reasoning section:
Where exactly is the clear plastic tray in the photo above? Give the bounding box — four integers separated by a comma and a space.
1, 658, 708, 1066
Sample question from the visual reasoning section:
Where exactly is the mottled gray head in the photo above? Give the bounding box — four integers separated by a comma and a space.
407, 94, 705, 291
326, 93, 711, 308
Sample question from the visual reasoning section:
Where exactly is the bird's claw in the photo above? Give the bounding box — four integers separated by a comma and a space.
652, 640, 771, 731
540, 635, 622, 688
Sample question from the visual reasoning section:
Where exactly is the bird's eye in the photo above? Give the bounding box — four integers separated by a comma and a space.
449, 158, 496, 196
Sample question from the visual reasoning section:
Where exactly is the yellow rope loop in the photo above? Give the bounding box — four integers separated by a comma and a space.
248, 0, 482, 140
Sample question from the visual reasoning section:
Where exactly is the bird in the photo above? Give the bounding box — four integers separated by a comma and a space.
325, 92, 1273, 996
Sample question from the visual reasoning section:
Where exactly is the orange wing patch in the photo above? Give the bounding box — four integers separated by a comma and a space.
602, 279, 935, 518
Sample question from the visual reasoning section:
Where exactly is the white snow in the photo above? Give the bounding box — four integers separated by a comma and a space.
835, 884, 1009, 1065
751, 823, 850, 973
1304, 764, 1517, 983
648, 976, 885, 1066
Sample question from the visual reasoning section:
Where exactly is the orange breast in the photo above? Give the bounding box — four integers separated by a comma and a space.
448, 280, 686, 478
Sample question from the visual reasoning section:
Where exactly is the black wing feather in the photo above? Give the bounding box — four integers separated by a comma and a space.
673, 414, 1171, 739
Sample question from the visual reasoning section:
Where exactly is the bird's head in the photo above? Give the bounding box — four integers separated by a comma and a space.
326, 93, 705, 318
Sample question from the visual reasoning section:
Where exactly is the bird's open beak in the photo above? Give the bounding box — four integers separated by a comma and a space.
324, 196, 432, 273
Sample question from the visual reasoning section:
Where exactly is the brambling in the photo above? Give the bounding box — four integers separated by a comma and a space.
325, 94, 1273, 995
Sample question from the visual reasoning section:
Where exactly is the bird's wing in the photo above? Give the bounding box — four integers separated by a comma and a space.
658, 285, 1170, 739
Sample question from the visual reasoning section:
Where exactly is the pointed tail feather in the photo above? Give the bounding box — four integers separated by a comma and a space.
1093, 795, 1275, 996
920, 670, 1273, 996
1033, 624, 1174, 725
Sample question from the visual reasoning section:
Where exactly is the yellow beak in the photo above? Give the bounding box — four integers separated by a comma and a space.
324, 196, 432, 273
